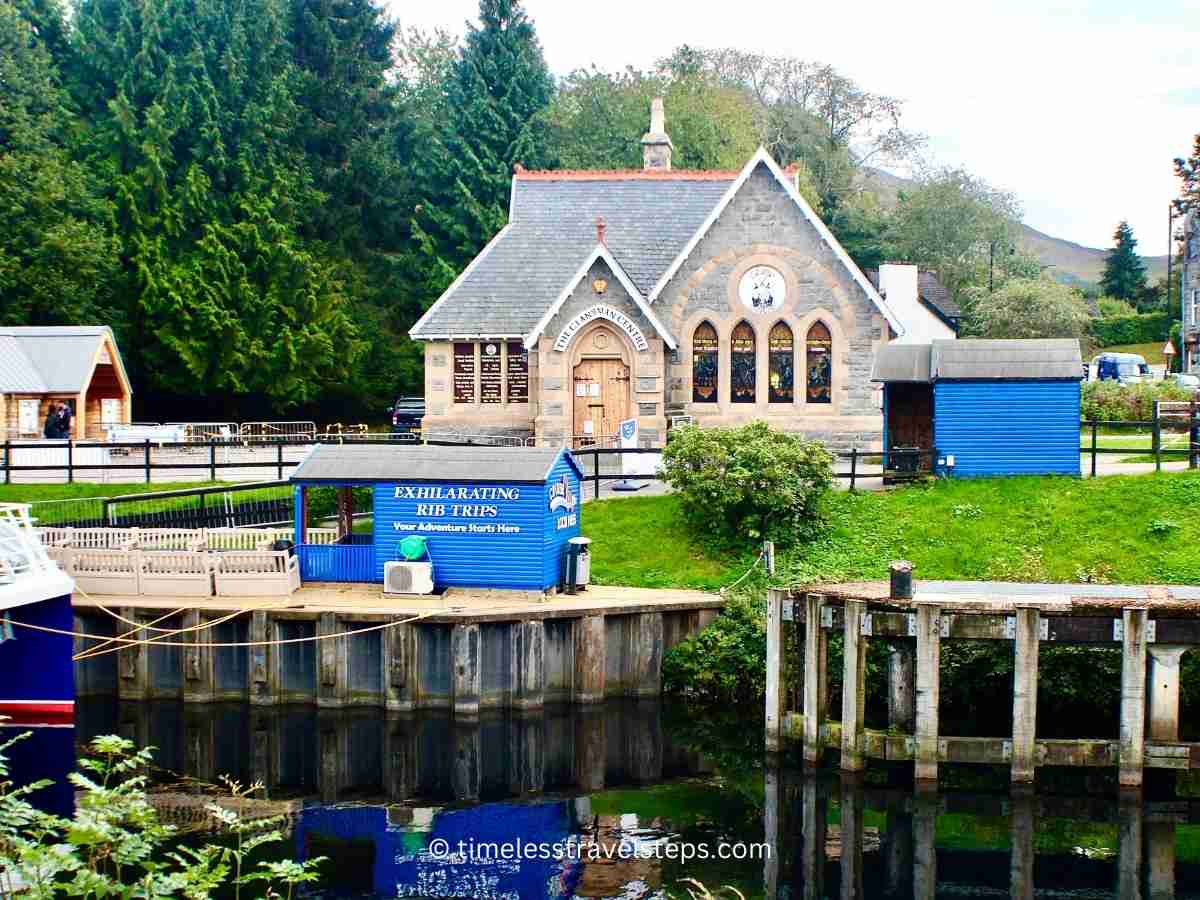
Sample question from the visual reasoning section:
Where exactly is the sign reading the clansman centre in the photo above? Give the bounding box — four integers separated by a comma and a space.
553, 305, 648, 352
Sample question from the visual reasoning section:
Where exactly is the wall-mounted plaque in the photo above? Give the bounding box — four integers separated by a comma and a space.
506, 342, 529, 403
453, 343, 475, 403
480, 342, 502, 403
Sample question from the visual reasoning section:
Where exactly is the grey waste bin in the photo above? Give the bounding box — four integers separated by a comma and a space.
562, 536, 592, 594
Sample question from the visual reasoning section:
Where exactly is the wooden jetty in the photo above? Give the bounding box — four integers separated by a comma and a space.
765, 571, 1200, 787
73, 584, 722, 713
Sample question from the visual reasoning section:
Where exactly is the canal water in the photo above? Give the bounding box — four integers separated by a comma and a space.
8, 699, 1200, 898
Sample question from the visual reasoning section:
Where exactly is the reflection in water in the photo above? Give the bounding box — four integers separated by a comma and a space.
764, 767, 1200, 900
75, 698, 699, 804
9, 703, 1200, 898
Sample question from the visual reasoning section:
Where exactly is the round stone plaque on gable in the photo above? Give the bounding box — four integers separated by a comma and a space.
738, 265, 786, 312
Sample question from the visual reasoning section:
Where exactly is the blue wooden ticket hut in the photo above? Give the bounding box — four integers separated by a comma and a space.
872, 339, 1082, 477
289, 445, 583, 590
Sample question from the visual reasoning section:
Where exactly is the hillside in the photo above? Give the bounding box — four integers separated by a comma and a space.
861, 168, 1167, 288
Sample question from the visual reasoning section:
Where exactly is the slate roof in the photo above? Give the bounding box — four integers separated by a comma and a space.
290, 444, 582, 484
864, 268, 960, 323
0, 326, 125, 394
932, 339, 1082, 380
871, 344, 932, 383
409, 174, 734, 340
874, 339, 1083, 383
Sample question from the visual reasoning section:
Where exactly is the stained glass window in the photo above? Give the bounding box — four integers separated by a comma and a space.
731, 321, 756, 404
768, 322, 794, 403
692, 322, 718, 403
806, 322, 832, 404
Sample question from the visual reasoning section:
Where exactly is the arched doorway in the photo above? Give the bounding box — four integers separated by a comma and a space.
570, 323, 631, 447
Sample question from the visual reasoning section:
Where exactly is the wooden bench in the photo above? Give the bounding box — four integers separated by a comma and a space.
69, 549, 140, 595
138, 551, 214, 597
213, 550, 300, 597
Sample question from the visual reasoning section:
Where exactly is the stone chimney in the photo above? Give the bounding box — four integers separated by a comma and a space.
641, 97, 673, 171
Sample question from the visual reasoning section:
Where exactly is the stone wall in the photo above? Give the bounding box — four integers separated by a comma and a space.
658, 162, 885, 448
534, 257, 667, 447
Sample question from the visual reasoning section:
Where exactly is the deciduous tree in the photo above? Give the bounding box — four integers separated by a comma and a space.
966, 276, 1091, 342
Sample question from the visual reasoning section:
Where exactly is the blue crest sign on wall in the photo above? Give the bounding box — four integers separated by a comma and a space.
548, 473, 577, 530
620, 420, 637, 443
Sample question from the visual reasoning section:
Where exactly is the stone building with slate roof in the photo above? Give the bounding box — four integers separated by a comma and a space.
409, 100, 947, 449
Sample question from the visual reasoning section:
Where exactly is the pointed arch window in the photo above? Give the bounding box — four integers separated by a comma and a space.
731, 321, 756, 403
768, 322, 794, 403
806, 322, 832, 404
692, 322, 718, 403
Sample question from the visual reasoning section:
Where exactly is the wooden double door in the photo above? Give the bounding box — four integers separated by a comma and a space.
573, 358, 630, 446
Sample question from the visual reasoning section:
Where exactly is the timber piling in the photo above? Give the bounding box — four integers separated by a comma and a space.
73, 585, 722, 711
766, 573, 1200, 786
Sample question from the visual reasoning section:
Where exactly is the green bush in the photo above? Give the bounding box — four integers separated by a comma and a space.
662, 592, 766, 704
660, 422, 834, 547
1091, 311, 1173, 347
1081, 380, 1194, 422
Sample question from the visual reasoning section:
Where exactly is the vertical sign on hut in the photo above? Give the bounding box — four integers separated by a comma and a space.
506, 342, 529, 403
480, 342, 502, 404
453, 343, 475, 404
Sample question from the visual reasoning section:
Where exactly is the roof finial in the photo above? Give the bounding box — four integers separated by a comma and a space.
596, 215, 607, 245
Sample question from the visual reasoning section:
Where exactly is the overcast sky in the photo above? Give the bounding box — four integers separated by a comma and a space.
393, 0, 1200, 256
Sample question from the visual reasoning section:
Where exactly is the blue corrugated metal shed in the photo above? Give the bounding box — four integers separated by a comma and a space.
873, 339, 1083, 478
291, 445, 583, 590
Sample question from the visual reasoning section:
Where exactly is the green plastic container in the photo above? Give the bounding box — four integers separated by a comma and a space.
397, 535, 428, 561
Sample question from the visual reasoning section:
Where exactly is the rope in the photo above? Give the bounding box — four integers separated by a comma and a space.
73, 600, 279, 662
11, 608, 443, 655
718, 549, 765, 596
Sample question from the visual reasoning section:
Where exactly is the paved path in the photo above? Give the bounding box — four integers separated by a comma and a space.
73, 581, 723, 620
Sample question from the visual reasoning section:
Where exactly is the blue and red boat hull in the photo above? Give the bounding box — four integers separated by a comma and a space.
0, 594, 74, 726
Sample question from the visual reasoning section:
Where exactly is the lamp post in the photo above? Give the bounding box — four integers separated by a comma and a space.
988, 240, 1014, 292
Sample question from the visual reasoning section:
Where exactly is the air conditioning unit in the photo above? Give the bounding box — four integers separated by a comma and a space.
384, 561, 434, 595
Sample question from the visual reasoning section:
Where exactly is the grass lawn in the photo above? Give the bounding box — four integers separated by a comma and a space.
585, 471, 1200, 589
0, 481, 235, 503
1101, 341, 1168, 365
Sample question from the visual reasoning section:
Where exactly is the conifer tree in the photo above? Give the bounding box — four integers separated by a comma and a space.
0, 0, 119, 327
69, 0, 360, 405
409, 0, 554, 293
1100, 220, 1147, 302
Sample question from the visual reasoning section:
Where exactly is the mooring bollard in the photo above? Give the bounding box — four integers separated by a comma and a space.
890, 559, 914, 600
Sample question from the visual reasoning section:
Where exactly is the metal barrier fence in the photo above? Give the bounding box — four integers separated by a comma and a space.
27, 481, 296, 529
4, 418, 1198, 488
239, 421, 317, 442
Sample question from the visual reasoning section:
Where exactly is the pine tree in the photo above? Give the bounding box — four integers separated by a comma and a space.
409, 0, 554, 290
0, 0, 119, 327
1100, 220, 1147, 302
68, 0, 360, 406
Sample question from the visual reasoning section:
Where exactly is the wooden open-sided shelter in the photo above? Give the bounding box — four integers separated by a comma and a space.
0, 326, 132, 440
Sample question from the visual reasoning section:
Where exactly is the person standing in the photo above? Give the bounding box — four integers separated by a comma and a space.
43, 405, 60, 438
56, 403, 72, 439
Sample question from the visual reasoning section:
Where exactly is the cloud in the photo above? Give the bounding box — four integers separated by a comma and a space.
393, 0, 1200, 255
